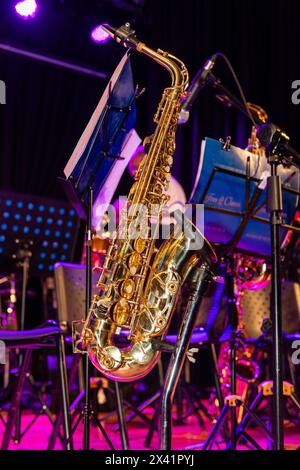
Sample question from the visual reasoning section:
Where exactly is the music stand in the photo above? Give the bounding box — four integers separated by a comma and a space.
59, 52, 140, 449
190, 138, 300, 450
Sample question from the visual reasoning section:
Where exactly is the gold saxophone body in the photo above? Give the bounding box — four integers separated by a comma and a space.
75, 23, 216, 382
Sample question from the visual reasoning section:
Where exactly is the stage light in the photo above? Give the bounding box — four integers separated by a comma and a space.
91, 25, 110, 44
15, 0, 38, 19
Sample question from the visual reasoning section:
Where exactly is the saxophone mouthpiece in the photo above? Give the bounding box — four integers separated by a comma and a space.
100, 23, 116, 38
101, 23, 140, 50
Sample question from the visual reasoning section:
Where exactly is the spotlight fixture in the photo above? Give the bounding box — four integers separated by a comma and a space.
15, 0, 38, 19
91, 24, 111, 44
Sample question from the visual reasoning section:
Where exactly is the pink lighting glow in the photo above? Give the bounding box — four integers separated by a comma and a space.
15, 0, 38, 18
91, 25, 110, 44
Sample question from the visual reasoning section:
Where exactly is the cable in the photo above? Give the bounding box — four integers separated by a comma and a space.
213, 52, 257, 127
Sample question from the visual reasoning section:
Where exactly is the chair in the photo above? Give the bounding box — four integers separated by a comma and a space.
52, 262, 129, 450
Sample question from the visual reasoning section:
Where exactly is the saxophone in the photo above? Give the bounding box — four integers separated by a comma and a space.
74, 23, 216, 381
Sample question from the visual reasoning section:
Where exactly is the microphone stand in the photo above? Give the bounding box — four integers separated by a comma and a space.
203, 77, 287, 448
266, 148, 285, 450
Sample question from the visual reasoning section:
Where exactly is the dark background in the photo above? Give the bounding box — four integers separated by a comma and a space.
0, 0, 300, 202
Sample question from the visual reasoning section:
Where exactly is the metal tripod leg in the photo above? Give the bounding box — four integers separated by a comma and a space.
48, 354, 80, 450
202, 403, 230, 450
114, 382, 129, 450
1, 349, 32, 450
90, 411, 115, 450
209, 343, 225, 410
289, 393, 300, 410
56, 334, 73, 450
145, 406, 160, 448
160, 264, 212, 450
225, 392, 268, 449
230, 337, 237, 450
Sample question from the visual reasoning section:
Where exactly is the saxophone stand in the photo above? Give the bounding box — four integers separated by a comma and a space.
160, 259, 215, 450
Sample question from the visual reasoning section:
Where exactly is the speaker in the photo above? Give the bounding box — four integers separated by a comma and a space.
54, 262, 99, 328
242, 281, 300, 338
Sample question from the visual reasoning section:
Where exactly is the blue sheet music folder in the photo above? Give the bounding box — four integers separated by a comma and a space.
190, 137, 299, 257
63, 52, 137, 217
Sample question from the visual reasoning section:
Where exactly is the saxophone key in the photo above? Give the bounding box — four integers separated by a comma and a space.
128, 252, 142, 271
119, 279, 135, 299
134, 238, 147, 254
113, 298, 131, 325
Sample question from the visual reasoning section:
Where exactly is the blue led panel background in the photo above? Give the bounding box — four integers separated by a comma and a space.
0, 190, 80, 276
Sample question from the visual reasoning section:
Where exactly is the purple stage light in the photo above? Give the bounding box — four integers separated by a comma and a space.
15, 0, 38, 19
91, 25, 110, 44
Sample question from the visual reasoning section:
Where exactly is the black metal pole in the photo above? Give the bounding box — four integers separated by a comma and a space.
115, 383, 129, 450
14, 253, 30, 443
226, 256, 238, 450
83, 186, 93, 450
20, 257, 29, 331
160, 264, 212, 450
267, 161, 284, 449
230, 335, 237, 450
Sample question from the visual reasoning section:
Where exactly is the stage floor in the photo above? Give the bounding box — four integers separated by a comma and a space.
1, 409, 299, 450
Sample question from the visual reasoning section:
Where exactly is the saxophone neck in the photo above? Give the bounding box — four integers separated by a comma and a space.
101, 23, 189, 90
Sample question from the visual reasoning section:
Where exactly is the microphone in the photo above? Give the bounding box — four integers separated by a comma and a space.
179, 54, 217, 124
257, 123, 300, 170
